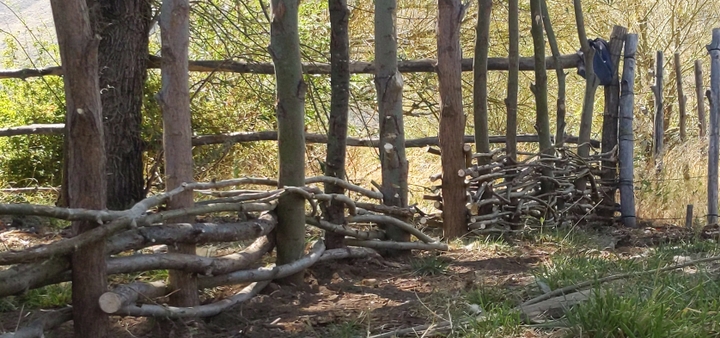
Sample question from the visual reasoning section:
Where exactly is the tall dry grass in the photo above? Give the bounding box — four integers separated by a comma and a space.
634, 137, 709, 225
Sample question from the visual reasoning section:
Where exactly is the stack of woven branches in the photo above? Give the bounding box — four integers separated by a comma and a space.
423, 146, 618, 231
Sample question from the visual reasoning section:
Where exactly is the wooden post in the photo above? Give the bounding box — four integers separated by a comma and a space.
685, 204, 694, 229
574, 0, 597, 192
50, 1, 109, 335
696, 60, 707, 137
708, 28, 720, 225
376, 0, 410, 249
324, 0, 351, 249
505, 0, 519, 161
437, 0, 468, 239
652, 51, 664, 160
619, 34, 638, 228
601, 25, 627, 218
271, 0, 308, 282
473, 0, 492, 165
675, 53, 687, 141
530, 0, 553, 196
540, 0, 566, 148
159, 0, 199, 306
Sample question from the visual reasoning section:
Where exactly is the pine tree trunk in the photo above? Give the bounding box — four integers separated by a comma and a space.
437, 0, 467, 239
375, 0, 410, 252
50, 1, 108, 336
270, 0, 307, 284
97, 0, 150, 211
324, 0, 350, 249
159, 0, 199, 307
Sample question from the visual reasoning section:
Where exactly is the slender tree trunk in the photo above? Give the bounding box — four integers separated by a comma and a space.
505, 0, 519, 162
437, 0, 467, 239
653, 51, 664, 161
324, 0, 350, 249
541, 0, 565, 149
375, 0, 410, 252
473, 0, 491, 165
97, 0, 150, 210
530, 0, 553, 196
159, 0, 198, 307
270, 0, 307, 283
50, 1, 108, 336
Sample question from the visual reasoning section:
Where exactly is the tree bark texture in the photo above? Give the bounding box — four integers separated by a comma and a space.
324, 0, 350, 249
159, 0, 199, 307
97, 0, 151, 210
530, 0, 553, 196
437, 0, 467, 239
375, 0, 410, 249
505, 0, 519, 161
270, 0, 307, 284
49, 0, 109, 336
473, 0, 491, 165
0, 53, 585, 80
619, 34, 638, 228
600, 26, 627, 218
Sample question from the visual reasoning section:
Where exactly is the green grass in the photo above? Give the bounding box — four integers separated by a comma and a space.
0, 282, 72, 311
531, 239, 720, 338
410, 254, 450, 276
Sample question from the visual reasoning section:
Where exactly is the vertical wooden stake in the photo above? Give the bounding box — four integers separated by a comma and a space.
696, 60, 707, 137
685, 204, 694, 229
619, 34, 638, 228
707, 28, 720, 225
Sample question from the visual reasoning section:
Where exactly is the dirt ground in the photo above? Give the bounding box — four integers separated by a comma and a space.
0, 221, 707, 338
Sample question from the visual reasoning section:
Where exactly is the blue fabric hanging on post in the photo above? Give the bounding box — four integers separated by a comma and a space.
577, 38, 615, 86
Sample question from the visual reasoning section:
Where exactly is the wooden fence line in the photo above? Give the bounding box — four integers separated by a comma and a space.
0, 124, 600, 148
0, 54, 581, 80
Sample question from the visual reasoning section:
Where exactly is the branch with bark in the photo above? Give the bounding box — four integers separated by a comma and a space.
0, 54, 582, 80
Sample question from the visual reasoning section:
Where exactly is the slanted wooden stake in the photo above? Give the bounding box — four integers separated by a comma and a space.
652, 51, 664, 161
675, 53, 687, 141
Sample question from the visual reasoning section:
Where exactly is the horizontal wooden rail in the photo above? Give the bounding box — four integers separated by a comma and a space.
0, 54, 580, 80
0, 124, 600, 148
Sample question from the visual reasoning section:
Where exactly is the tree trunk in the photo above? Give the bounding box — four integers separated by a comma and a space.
473, 0, 491, 165
270, 0, 307, 284
324, 0, 350, 250
159, 0, 199, 307
375, 0, 410, 252
505, 0, 519, 161
696, 60, 707, 137
437, 0, 467, 239
97, 0, 150, 211
49, 1, 108, 336
530, 0, 553, 196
